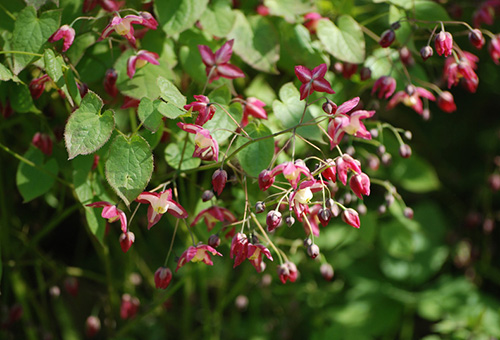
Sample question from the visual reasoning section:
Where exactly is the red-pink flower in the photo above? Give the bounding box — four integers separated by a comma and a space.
256, 4, 270, 16
336, 154, 362, 186
120, 294, 139, 319
277, 261, 299, 284
29, 74, 51, 99
371, 76, 396, 99
177, 123, 219, 162
489, 35, 500, 64
469, 29, 485, 49
85, 316, 101, 338
271, 159, 311, 189
327, 97, 375, 149
443, 52, 479, 92
290, 180, 326, 222
242, 97, 267, 126
198, 39, 245, 83
136, 189, 188, 229
230, 233, 249, 267
302, 204, 321, 236
86, 201, 127, 233
32, 132, 53, 155
154, 267, 172, 289
121, 96, 140, 109
104, 69, 118, 97
387, 87, 436, 115
258, 169, 275, 191
294, 63, 335, 100
437, 91, 457, 113
176, 244, 222, 272
99, 13, 157, 47
190, 206, 236, 231
266, 210, 282, 232
349, 172, 371, 199
212, 169, 227, 195
184, 95, 216, 126
83, 0, 124, 13
435, 31, 453, 57
303, 12, 326, 34
320, 159, 336, 182
247, 243, 273, 272
379, 29, 396, 48
119, 231, 135, 253
342, 208, 360, 229
48, 25, 75, 52
127, 50, 159, 78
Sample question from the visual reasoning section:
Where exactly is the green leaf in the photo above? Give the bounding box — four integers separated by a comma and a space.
24, 0, 54, 10
66, 32, 96, 66
138, 98, 163, 132
11, 7, 60, 75
64, 91, 115, 159
16, 147, 59, 202
44, 49, 74, 106
414, 0, 450, 21
317, 15, 365, 64
105, 134, 154, 206
0, 63, 13, 81
64, 68, 81, 107
8, 82, 39, 113
199, 0, 236, 38
208, 85, 231, 106
157, 76, 186, 107
263, 0, 313, 22
272, 82, 322, 141
389, 155, 440, 193
157, 101, 185, 119
235, 123, 274, 177
203, 102, 242, 144
139, 127, 163, 150
164, 140, 201, 170
228, 11, 280, 73
155, 0, 209, 36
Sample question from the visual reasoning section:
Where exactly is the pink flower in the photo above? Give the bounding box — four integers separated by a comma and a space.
435, 31, 453, 57
242, 97, 267, 127
302, 204, 321, 236
303, 12, 326, 34
437, 91, 457, 113
469, 29, 485, 49
320, 159, 336, 182
258, 169, 275, 191
98, 13, 157, 47
190, 206, 237, 231
342, 208, 360, 228
349, 172, 371, 199
212, 169, 227, 196
32, 132, 53, 155
177, 123, 219, 162
176, 244, 222, 272
443, 52, 479, 92
271, 159, 311, 189
230, 233, 249, 268
184, 95, 216, 126
290, 180, 326, 222
387, 86, 436, 115
266, 210, 282, 232
327, 97, 375, 149
64, 277, 79, 297
48, 25, 75, 52
85, 316, 101, 338
473, 3, 495, 27
103, 69, 118, 97
136, 189, 188, 229
121, 96, 141, 109
29, 74, 51, 99
198, 39, 245, 83
256, 4, 270, 16
154, 267, 173, 289
336, 154, 362, 186
119, 231, 135, 253
277, 261, 299, 284
120, 294, 139, 319
247, 243, 273, 272
294, 63, 335, 100
372, 76, 396, 99
489, 35, 500, 64
86, 201, 127, 233
127, 50, 159, 78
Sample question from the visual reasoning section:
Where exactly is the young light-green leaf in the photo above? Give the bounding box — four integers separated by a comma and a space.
105, 134, 154, 206
203, 102, 242, 144
64, 91, 115, 159
157, 76, 186, 107
11, 7, 60, 74
164, 140, 201, 171
155, 0, 209, 36
235, 123, 274, 178
138, 98, 163, 132
44, 49, 74, 106
199, 0, 236, 38
317, 15, 365, 64
16, 147, 59, 202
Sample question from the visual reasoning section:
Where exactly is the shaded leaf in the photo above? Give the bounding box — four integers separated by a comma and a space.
164, 140, 201, 170
236, 123, 274, 177
199, 0, 236, 38
138, 98, 163, 132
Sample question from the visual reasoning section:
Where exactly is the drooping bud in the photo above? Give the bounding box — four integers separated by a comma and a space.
378, 205, 387, 214
341, 208, 360, 228
420, 46, 433, 61
437, 91, 457, 113
318, 208, 332, 226
391, 21, 401, 30
381, 153, 392, 166
120, 294, 140, 320
212, 169, 228, 195
320, 263, 334, 281
372, 76, 396, 99
342, 62, 358, 79
64, 277, 79, 297
403, 207, 414, 219
208, 234, 221, 248
303, 238, 312, 247
405, 84, 416, 96
307, 244, 320, 259
488, 173, 500, 191
119, 231, 135, 253
469, 29, 485, 49
359, 67, 371, 81
104, 69, 119, 98
48, 25, 75, 52
85, 316, 101, 338
435, 31, 453, 57
399, 46, 414, 66
201, 190, 214, 202
404, 130, 412, 140
285, 215, 295, 227
379, 29, 396, 48
32, 132, 53, 155
399, 144, 412, 158
29, 74, 51, 99
277, 262, 298, 284
325, 198, 340, 217
266, 210, 282, 232
357, 203, 367, 215
258, 169, 275, 191
322, 99, 337, 115
154, 267, 173, 289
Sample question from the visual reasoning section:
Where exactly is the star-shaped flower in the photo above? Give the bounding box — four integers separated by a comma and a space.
198, 39, 245, 83
294, 63, 335, 100
177, 123, 219, 162
136, 189, 188, 229
86, 201, 127, 233
127, 50, 159, 78
176, 244, 222, 272
190, 206, 236, 231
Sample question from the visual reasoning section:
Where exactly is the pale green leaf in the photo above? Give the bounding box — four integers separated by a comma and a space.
203, 102, 242, 144
44, 49, 73, 106
0, 63, 13, 81
155, 0, 209, 35
164, 141, 201, 170
138, 98, 163, 132
263, 0, 313, 22
235, 123, 274, 178
199, 0, 236, 37
157, 76, 186, 107
156, 101, 185, 119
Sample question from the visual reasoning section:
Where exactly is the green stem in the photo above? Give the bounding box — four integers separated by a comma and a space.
250, 212, 283, 264
0, 50, 43, 57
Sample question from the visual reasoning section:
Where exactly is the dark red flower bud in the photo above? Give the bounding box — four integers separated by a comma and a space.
437, 91, 456, 113
154, 267, 173, 289
255, 201, 266, 213
322, 99, 337, 114
119, 231, 135, 253
420, 46, 433, 61
29, 74, 50, 99
399, 144, 412, 158
391, 21, 401, 30
469, 29, 485, 49
285, 216, 295, 227
120, 294, 140, 320
258, 169, 275, 191
359, 67, 371, 81
379, 29, 396, 48
318, 208, 332, 226
212, 169, 227, 195
202, 190, 214, 202
399, 46, 414, 66
266, 210, 282, 232
342, 62, 358, 79
307, 244, 320, 259
320, 263, 334, 281
64, 277, 79, 297
104, 69, 119, 97
32, 132, 53, 155
85, 316, 101, 338
208, 234, 221, 248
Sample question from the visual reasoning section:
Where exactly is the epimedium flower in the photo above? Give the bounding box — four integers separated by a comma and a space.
371, 76, 396, 99
242, 97, 268, 127
230, 233, 249, 268
48, 25, 75, 52
86, 201, 127, 233
212, 169, 227, 196
327, 97, 375, 149
489, 34, 500, 64
271, 159, 311, 189
154, 267, 173, 289
127, 50, 159, 78
83, 0, 124, 12
435, 30, 454, 57
266, 210, 282, 232
290, 180, 326, 222
387, 86, 436, 115
303, 12, 326, 34
437, 91, 457, 113
119, 231, 135, 253
349, 172, 371, 199
29, 74, 51, 99
379, 29, 396, 48
198, 39, 245, 83
176, 244, 222, 272
342, 208, 360, 229
443, 51, 479, 93
136, 189, 188, 229
32, 132, 53, 156
336, 154, 362, 186
294, 63, 335, 100
258, 169, 275, 191
247, 243, 273, 272
177, 122, 219, 162
98, 12, 158, 47
277, 261, 299, 284
103, 69, 119, 97
469, 29, 485, 49
302, 204, 321, 236
184, 95, 216, 126
120, 294, 140, 320
190, 206, 237, 231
